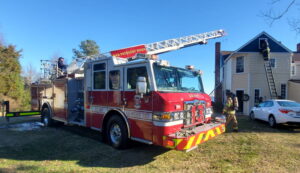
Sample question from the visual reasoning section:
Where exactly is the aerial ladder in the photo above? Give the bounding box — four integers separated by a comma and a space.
110, 29, 225, 58
144, 29, 225, 55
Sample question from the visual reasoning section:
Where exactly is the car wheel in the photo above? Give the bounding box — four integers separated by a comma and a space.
41, 108, 54, 127
106, 115, 129, 149
250, 112, 255, 120
268, 115, 277, 128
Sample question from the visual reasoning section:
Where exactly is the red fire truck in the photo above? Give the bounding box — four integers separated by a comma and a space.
30, 30, 226, 152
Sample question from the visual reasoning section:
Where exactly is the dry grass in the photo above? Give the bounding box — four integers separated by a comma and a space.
0, 115, 299, 173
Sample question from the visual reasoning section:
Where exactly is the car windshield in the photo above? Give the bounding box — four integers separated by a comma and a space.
153, 63, 204, 93
277, 101, 300, 107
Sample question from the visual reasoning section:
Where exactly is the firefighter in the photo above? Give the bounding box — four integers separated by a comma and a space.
57, 57, 67, 77
260, 39, 270, 61
223, 91, 239, 132
58, 57, 67, 72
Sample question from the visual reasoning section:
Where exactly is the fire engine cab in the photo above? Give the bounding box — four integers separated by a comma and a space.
31, 30, 226, 152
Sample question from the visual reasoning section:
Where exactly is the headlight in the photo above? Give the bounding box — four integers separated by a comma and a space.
153, 112, 185, 121
153, 112, 172, 121
205, 107, 213, 115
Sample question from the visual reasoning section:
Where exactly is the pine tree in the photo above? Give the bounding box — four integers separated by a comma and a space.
72, 40, 100, 59
0, 44, 30, 111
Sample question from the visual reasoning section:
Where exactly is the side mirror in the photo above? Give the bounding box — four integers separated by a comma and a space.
136, 77, 147, 97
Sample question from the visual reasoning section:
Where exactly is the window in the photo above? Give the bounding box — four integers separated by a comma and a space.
153, 63, 204, 92
93, 63, 106, 89
277, 101, 300, 107
270, 58, 276, 68
258, 102, 266, 107
127, 67, 148, 90
254, 89, 260, 106
292, 65, 295, 76
109, 70, 120, 90
264, 101, 274, 107
236, 56, 244, 73
259, 38, 268, 49
281, 84, 286, 99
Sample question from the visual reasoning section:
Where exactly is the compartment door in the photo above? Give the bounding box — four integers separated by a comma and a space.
53, 79, 68, 121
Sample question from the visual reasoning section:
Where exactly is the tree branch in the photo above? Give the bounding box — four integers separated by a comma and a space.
263, 0, 296, 26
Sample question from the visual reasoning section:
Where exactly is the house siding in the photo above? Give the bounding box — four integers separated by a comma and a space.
224, 59, 232, 91
288, 81, 300, 102
291, 62, 300, 80
248, 52, 291, 114
223, 52, 291, 115
230, 54, 250, 115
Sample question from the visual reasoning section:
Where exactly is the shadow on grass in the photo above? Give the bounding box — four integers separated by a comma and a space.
60, 125, 170, 167
225, 115, 300, 133
0, 124, 169, 168
1, 115, 299, 169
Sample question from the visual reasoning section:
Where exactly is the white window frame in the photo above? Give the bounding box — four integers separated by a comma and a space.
259, 38, 268, 49
236, 56, 244, 73
269, 58, 276, 68
291, 65, 296, 76
254, 88, 261, 106
280, 83, 287, 99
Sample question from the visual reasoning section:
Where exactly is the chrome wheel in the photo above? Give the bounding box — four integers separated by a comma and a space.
41, 108, 54, 127
106, 115, 129, 149
109, 123, 122, 146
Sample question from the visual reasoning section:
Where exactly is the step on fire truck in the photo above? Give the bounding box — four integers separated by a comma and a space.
29, 30, 226, 152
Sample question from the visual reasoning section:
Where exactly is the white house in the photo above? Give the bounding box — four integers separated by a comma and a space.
215, 32, 300, 115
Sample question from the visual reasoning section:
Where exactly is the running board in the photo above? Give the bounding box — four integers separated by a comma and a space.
68, 120, 85, 126
131, 137, 153, 145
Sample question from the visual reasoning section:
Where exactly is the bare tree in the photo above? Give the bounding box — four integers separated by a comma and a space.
23, 64, 40, 86
262, 0, 299, 33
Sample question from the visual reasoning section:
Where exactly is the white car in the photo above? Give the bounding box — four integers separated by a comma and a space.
250, 100, 300, 127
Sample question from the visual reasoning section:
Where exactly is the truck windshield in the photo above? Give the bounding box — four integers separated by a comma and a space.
153, 63, 204, 93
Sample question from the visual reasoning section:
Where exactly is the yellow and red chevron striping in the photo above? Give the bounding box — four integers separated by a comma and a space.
163, 124, 225, 151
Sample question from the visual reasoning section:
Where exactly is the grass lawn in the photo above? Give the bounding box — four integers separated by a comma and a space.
0, 115, 299, 173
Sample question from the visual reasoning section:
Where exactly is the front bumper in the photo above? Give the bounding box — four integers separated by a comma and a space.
162, 122, 225, 152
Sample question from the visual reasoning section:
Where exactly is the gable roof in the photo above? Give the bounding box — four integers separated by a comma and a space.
236, 31, 292, 53
222, 32, 293, 64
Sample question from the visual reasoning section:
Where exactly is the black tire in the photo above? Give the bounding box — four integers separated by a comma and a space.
106, 115, 129, 149
41, 108, 54, 127
250, 112, 255, 120
268, 115, 277, 128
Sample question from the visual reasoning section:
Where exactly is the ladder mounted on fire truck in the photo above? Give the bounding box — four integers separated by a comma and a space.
145, 29, 225, 55
50, 29, 226, 77
110, 29, 225, 59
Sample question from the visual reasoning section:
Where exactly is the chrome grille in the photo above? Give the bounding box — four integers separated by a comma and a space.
183, 100, 206, 126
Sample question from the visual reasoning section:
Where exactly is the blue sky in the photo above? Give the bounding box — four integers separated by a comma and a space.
0, 0, 299, 93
